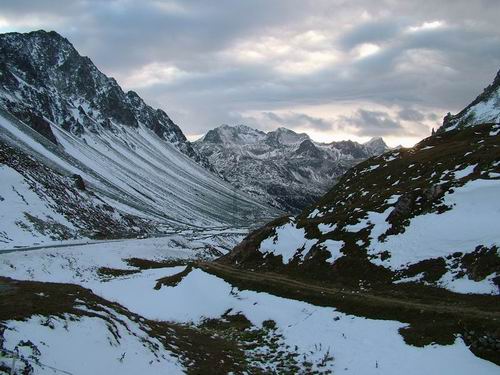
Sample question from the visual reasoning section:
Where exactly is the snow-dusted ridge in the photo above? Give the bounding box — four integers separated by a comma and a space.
194, 124, 388, 212
441, 68, 500, 131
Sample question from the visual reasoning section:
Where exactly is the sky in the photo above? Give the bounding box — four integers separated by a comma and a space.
1, 0, 500, 147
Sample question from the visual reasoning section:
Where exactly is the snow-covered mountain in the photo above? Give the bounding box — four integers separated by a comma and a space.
0, 31, 280, 247
441, 68, 500, 131
0, 30, 210, 168
194, 124, 388, 212
221, 72, 500, 296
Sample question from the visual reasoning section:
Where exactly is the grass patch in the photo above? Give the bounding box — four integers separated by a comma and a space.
0, 277, 258, 374
0, 276, 335, 373
96, 267, 140, 281
197, 311, 333, 374
199, 262, 500, 366
155, 265, 193, 289
124, 257, 190, 270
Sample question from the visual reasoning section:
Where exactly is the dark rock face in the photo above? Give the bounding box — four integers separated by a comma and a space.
194, 124, 388, 212
12, 110, 58, 145
0, 30, 210, 168
72, 174, 86, 190
294, 139, 324, 158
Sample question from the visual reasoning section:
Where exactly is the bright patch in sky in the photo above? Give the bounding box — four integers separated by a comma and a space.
356, 43, 381, 59
407, 20, 445, 33
123, 63, 187, 88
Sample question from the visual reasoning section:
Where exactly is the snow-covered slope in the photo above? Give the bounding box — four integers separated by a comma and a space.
0, 136, 160, 249
194, 124, 388, 212
1, 235, 498, 374
441, 68, 500, 131
221, 121, 500, 295
0, 30, 208, 167
0, 31, 280, 247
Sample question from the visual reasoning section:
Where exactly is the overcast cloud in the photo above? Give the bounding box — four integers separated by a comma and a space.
1, 0, 499, 146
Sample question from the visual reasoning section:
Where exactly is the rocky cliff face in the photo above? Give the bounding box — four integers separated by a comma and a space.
194, 124, 388, 212
0, 30, 209, 168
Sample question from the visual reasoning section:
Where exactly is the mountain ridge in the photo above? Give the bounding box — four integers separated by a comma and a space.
0, 29, 211, 169
441, 68, 500, 131
194, 124, 389, 212
0, 30, 281, 247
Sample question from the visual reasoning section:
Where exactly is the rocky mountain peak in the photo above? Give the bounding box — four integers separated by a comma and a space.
194, 124, 388, 212
440, 67, 500, 132
201, 124, 266, 145
363, 136, 389, 156
0, 30, 209, 167
294, 139, 324, 158
265, 127, 309, 146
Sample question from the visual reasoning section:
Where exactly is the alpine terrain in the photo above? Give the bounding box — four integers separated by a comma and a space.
216, 68, 500, 364
194, 124, 388, 212
0, 30, 280, 249
0, 27, 498, 375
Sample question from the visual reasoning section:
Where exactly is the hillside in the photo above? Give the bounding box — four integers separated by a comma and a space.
220, 68, 500, 296
0, 30, 208, 167
194, 124, 388, 212
221, 123, 500, 294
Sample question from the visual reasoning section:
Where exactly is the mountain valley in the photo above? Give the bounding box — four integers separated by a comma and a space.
0, 28, 498, 375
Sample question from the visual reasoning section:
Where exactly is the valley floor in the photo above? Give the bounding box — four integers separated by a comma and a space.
0, 232, 498, 374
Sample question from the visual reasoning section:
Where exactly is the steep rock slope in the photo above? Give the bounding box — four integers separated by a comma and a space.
441, 68, 500, 131
0, 30, 208, 168
0, 31, 280, 246
194, 124, 388, 212
0, 137, 156, 248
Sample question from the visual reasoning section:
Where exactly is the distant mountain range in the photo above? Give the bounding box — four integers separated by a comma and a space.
194, 124, 388, 212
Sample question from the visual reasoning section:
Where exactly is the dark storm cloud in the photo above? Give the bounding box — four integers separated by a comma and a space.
343, 109, 404, 137
1, 0, 499, 142
262, 112, 333, 131
398, 108, 425, 122
339, 19, 403, 49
